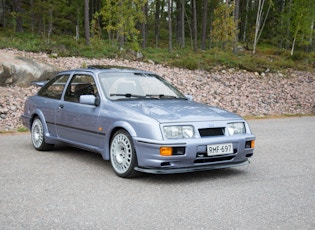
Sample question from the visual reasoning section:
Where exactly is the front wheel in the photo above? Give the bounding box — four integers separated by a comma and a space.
110, 130, 139, 178
31, 117, 54, 151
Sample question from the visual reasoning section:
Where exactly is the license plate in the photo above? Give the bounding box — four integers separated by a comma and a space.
207, 143, 233, 156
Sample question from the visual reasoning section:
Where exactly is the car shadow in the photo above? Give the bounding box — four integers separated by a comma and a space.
49, 144, 251, 183
50, 144, 111, 169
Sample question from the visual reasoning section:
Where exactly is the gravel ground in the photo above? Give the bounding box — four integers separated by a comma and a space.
0, 49, 314, 131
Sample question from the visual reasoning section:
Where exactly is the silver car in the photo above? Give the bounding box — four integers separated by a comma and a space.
22, 66, 255, 178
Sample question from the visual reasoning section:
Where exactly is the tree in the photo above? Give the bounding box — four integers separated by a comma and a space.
201, 0, 208, 50
233, 0, 240, 53
98, 0, 147, 49
12, 0, 23, 32
253, 0, 272, 54
192, 0, 197, 52
84, 0, 90, 46
155, 0, 161, 48
167, 0, 173, 52
212, 2, 236, 50
175, 0, 185, 48
141, 2, 148, 48
289, 0, 315, 56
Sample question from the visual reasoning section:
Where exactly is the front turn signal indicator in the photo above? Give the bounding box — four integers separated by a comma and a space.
160, 147, 172, 156
245, 140, 255, 149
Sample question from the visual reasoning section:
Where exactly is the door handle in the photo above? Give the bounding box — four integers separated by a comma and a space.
59, 104, 64, 109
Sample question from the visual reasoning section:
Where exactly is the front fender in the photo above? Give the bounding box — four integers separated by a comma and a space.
101, 120, 138, 160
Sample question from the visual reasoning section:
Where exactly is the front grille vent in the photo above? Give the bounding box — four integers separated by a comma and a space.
194, 156, 234, 163
199, 128, 225, 137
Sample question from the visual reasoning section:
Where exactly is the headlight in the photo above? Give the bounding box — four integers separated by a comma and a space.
227, 122, 246, 135
163, 126, 194, 139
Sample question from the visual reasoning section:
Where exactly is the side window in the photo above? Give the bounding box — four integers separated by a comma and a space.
64, 74, 98, 102
38, 74, 70, 100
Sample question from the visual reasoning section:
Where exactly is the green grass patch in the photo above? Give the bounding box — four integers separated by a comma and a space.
0, 31, 314, 72
17, 126, 29, 132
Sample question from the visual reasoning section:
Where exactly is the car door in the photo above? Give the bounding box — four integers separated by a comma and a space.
36, 73, 71, 137
55, 73, 101, 147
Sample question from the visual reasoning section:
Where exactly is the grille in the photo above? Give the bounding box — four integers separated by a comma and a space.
194, 156, 234, 164
198, 128, 225, 137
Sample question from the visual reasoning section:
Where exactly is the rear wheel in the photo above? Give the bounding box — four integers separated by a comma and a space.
110, 129, 139, 178
31, 117, 54, 151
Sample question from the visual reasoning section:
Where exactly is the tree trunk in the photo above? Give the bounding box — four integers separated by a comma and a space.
291, 22, 300, 56
84, 0, 90, 46
47, 8, 53, 44
192, 0, 197, 52
286, 0, 292, 50
233, 0, 240, 54
201, 0, 208, 50
253, 0, 270, 54
13, 0, 23, 32
181, 0, 185, 48
155, 0, 161, 48
242, 0, 249, 42
141, 3, 148, 49
309, 17, 314, 51
168, 0, 173, 53
175, 0, 181, 43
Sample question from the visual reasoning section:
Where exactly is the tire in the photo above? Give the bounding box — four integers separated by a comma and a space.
110, 129, 139, 178
31, 117, 54, 151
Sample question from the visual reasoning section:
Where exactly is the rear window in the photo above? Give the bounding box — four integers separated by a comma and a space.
38, 74, 70, 99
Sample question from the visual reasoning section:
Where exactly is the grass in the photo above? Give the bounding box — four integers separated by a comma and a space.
0, 30, 314, 73
0, 126, 29, 134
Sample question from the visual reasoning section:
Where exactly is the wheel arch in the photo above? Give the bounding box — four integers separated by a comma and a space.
30, 110, 47, 131
30, 109, 57, 145
102, 121, 138, 160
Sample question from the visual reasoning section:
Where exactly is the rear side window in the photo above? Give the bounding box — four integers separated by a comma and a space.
38, 74, 70, 99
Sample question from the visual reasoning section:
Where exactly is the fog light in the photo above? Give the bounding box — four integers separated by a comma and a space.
160, 147, 172, 156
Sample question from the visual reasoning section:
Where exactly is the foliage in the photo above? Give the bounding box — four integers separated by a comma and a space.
95, 0, 147, 50
0, 0, 314, 72
211, 2, 237, 50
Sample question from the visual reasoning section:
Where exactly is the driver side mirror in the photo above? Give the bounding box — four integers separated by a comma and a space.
79, 95, 100, 106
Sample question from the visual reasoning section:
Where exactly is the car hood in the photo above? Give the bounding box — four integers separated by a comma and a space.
114, 100, 242, 123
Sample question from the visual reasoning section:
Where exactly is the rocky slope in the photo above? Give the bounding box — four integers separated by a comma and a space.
0, 49, 314, 131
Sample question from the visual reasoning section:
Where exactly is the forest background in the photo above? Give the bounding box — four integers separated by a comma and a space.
1, 0, 314, 73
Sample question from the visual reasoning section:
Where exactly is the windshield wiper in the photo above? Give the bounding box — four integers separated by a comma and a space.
145, 94, 178, 99
110, 93, 145, 98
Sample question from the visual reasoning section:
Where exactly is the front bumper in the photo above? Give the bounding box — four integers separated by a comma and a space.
134, 160, 249, 174
133, 134, 255, 174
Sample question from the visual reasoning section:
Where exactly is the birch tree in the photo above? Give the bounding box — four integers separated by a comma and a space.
289, 0, 315, 55
253, 0, 272, 54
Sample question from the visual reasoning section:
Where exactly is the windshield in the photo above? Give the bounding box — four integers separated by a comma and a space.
98, 72, 186, 100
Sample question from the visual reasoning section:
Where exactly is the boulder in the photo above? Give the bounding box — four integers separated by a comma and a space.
0, 51, 59, 87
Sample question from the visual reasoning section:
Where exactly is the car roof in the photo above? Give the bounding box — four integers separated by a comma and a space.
60, 65, 153, 75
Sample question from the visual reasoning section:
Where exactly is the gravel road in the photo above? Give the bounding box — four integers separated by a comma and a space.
1, 116, 314, 229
